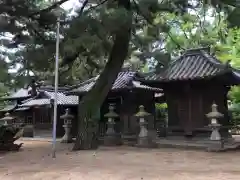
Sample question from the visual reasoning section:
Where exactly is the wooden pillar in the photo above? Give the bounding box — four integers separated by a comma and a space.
122, 115, 129, 135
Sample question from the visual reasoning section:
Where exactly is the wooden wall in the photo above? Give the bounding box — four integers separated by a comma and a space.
25, 105, 78, 138
163, 80, 230, 137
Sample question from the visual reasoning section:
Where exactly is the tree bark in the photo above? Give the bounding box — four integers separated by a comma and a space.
72, 0, 132, 150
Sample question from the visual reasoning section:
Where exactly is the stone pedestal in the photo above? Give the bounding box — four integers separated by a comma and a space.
210, 124, 221, 141
60, 109, 74, 143
104, 105, 122, 146
104, 134, 122, 146
207, 140, 224, 152
61, 124, 73, 143
137, 117, 149, 147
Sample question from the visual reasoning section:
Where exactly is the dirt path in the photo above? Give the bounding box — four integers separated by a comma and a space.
0, 141, 240, 180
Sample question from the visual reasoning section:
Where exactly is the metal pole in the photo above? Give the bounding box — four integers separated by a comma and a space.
52, 17, 60, 158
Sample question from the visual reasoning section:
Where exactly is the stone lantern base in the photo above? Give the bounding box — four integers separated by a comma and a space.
104, 133, 122, 146
61, 138, 73, 143
60, 125, 73, 143
136, 136, 157, 148
206, 140, 224, 152
61, 137, 73, 143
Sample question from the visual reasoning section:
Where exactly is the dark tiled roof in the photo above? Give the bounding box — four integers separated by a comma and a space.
68, 71, 162, 95
1, 84, 71, 101
1, 88, 31, 100
39, 85, 70, 92
15, 107, 30, 111
0, 103, 17, 112
146, 48, 240, 82
19, 91, 78, 107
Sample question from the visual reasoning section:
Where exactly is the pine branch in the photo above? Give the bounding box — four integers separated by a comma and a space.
29, 0, 70, 17
79, 0, 89, 15
60, 0, 109, 67
132, 0, 185, 50
85, 0, 109, 14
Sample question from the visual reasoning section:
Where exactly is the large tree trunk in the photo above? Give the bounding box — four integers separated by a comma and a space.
73, 0, 132, 151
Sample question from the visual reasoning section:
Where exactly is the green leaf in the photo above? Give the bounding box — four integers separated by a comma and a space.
227, 8, 240, 27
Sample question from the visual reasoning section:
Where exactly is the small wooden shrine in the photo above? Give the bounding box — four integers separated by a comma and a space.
0, 79, 42, 117
18, 88, 78, 137
143, 47, 240, 138
0, 88, 32, 121
0, 80, 79, 138
67, 70, 162, 138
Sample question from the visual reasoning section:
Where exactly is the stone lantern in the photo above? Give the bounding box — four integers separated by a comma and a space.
206, 103, 224, 140
0, 112, 15, 125
135, 105, 155, 147
104, 104, 121, 146
60, 108, 74, 143
206, 103, 224, 151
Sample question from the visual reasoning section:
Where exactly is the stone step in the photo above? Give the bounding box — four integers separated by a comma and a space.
155, 138, 240, 152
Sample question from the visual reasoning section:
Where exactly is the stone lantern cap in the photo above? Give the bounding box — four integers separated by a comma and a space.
60, 108, 74, 120
206, 103, 223, 119
0, 112, 15, 121
135, 105, 150, 117
104, 105, 118, 118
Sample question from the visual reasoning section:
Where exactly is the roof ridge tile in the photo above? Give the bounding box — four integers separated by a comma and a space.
146, 48, 235, 82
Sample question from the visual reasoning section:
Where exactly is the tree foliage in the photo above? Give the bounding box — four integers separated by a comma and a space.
0, 0, 238, 80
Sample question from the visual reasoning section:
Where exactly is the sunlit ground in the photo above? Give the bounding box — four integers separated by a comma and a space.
0, 140, 240, 180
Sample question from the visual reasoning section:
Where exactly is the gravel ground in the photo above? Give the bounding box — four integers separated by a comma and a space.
0, 140, 240, 180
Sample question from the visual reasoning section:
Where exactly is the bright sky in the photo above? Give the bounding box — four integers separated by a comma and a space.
62, 0, 80, 10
